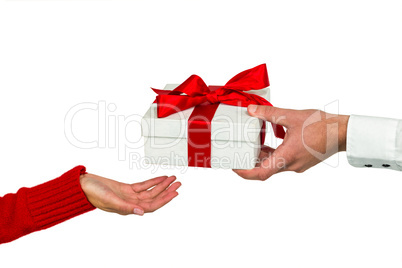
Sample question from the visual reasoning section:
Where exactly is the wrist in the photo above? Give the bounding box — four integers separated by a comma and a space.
79, 174, 94, 206
79, 173, 87, 189
338, 115, 350, 152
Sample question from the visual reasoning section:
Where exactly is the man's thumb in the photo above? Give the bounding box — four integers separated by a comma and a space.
248, 105, 290, 127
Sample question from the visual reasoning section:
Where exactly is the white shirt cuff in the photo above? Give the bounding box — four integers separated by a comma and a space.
346, 114, 402, 171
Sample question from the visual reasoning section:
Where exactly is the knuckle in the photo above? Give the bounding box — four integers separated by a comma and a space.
145, 203, 155, 213
286, 155, 296, 165
118, 205, 130, 215
293, 165, 306, 173
310, 109, 325, 118
257, 171, 269, 181
131, 185, 139, 192
139, 191, 149, 200
259, 105, 272, 117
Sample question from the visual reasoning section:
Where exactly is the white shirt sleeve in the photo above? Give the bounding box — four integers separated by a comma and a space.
346, 114, 402, 171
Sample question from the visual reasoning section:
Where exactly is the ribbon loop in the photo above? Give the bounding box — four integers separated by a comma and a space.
151, 64, 285, 140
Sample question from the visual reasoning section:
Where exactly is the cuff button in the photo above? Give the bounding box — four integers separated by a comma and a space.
382, 164, 390, 167
364, 164, 373, 167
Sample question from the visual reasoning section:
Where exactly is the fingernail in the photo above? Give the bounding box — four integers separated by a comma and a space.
133, 208, 144, 216
248, 105, 257, 113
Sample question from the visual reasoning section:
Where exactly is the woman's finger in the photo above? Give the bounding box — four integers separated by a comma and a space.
142, 191, 179, 213
145, 176, 177, 198
131, 176, 168, 192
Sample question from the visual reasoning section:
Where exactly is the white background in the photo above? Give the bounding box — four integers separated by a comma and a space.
1, 0, 402, 267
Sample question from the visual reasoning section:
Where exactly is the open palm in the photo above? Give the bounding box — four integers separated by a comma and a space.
80, 174, 181, 215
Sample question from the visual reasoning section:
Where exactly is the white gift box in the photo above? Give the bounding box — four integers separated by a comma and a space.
141, 84, 270, 169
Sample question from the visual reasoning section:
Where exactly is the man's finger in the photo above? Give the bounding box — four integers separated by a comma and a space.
248, 105, 293, 128
233, 168, 262, 181
255, 145, 275, 167
233, 146, 286, 180
233, 165, 279, 181
255, 155, 283, 180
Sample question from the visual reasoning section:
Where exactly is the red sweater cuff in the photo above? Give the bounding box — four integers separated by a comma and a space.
26, 165, 95, 231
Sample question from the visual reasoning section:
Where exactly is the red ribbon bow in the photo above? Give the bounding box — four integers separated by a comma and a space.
152, 64, 285, 139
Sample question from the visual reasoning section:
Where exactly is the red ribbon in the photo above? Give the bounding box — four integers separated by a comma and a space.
152, 64, 285, 167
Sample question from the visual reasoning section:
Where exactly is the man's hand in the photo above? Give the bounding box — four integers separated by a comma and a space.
80, 174, 181, 215
233, 105, 350, 181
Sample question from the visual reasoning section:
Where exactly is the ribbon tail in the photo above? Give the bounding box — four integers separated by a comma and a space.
151, 88, 182, 95
271, 123, 286, 139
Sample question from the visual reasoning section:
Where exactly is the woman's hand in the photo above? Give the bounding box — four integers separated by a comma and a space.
80, 174, 181, 215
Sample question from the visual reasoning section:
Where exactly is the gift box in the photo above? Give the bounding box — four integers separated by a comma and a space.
141, 64, 285, 169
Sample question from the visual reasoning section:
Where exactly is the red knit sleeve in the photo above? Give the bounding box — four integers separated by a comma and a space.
0, 166, 95, 244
